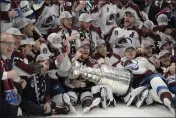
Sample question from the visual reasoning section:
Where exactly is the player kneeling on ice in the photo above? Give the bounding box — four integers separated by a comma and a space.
65, 39, 105, 114
117, 45, 176, 116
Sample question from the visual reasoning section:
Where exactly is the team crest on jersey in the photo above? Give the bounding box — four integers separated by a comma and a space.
114, 37, 132, 49
63, 1, 72, 7
41, 14, 57, 28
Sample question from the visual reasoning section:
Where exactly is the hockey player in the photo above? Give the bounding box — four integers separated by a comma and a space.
106, 9, 140, 57
48, 11, 81, 59
45, 33, 79, 115
32, 0, 60, 38
64, 39, 101, 114
139, 20, 162, 53
78, 13, 103, 55
117, 0, 145, 24
91, 39, 121, 67
90, 0, 120, 34
20, 54, 70, 116
157, 50, 176, 95
117, 45, 176, 116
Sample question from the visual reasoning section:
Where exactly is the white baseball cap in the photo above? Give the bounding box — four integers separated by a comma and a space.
157, 14, 168, 26
6, 28, 26, 38
96, 39, 106, 47
21, 37, 36, 45
81, 39, 90, 47
36, 54, 49, 62
32, 1, 45, 10
59, 11, 73, 21
79, 13, 93, 22
125, 45, 136, 51
141, 37, 155, 48
158, 50, 171, 58
143, 20, 154, 30
14, 18, 35, 29
20, 1, 34, 17
47, 33, 63, 49
125, 8, 137, 19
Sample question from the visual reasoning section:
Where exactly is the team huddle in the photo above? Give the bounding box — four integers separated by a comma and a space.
0, 0, 176, 117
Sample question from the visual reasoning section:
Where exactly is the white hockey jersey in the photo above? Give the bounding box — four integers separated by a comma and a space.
35, 4, 60, 35
107, 27, 140, 57
90, 3, 121, 34
0, 2, 12, 32
117, 57, 156, 75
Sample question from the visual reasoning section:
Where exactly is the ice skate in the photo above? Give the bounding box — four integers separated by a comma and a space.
127, 86, 147, 106
163, 98, 175, 116
100, 87, 108, 109
62, 93, 77, 114
135, 89, 149, 108
82, 98, 101, 114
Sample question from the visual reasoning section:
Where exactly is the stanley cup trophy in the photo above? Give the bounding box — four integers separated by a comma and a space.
69, 60, 134, 97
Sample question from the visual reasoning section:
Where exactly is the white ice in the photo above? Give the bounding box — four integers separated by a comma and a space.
49, 102, 174, 117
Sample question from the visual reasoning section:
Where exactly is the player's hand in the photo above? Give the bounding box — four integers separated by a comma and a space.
44, 102, 51, 113
169, 63, 175, 75
8, 10, 18, 18
73, 48, 82, 60
20, 79, 27, 89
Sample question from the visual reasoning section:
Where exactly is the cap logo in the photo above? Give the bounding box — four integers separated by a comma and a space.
21, 5, 30, 13
52, 37, 62, 44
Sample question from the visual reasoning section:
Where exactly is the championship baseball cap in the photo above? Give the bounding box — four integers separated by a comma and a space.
81, 39, 90, 47
59, 11, 73, 21
157, 14, 168, 26
79, 13, 93, 22
20, 1, 34, 17
143, 20, 154, 30
14, 18, 35, 29
96, 39, 106, 47
158, 50, 171, 58
47, 33, 63, 49
125, 45, 136, 51
21, 37, 36, 45
141, 37, 155, 48
125, 8, 137, 19
32, 0, 45, 10
6, 28, 26, 38
36, 54, 49, 62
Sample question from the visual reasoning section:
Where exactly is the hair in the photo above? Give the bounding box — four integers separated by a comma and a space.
18, 44, 26, 52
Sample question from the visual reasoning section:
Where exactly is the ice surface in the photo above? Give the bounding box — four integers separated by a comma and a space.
49, 102, 173, 117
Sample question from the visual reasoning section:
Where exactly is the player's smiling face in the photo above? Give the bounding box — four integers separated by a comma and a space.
81, 45, 90, 59
125, 48, 136, 60
124, 13, 135, 28
144, 46, 153, 57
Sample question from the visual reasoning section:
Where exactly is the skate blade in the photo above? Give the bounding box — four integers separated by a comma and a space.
127, 95, 136, 107
136, 90, 149, 108
82, 107, 91, 114
164, 99, 175, 116
69, 105, 77, 114
82, 98, 101, 114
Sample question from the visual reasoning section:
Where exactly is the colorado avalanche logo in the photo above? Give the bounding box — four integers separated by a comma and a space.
114, 37, 132, 49
106, 13, 120, 25
41, 14, 56, 28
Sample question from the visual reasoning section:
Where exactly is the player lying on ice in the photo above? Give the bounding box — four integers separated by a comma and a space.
116, 45, 176, 116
